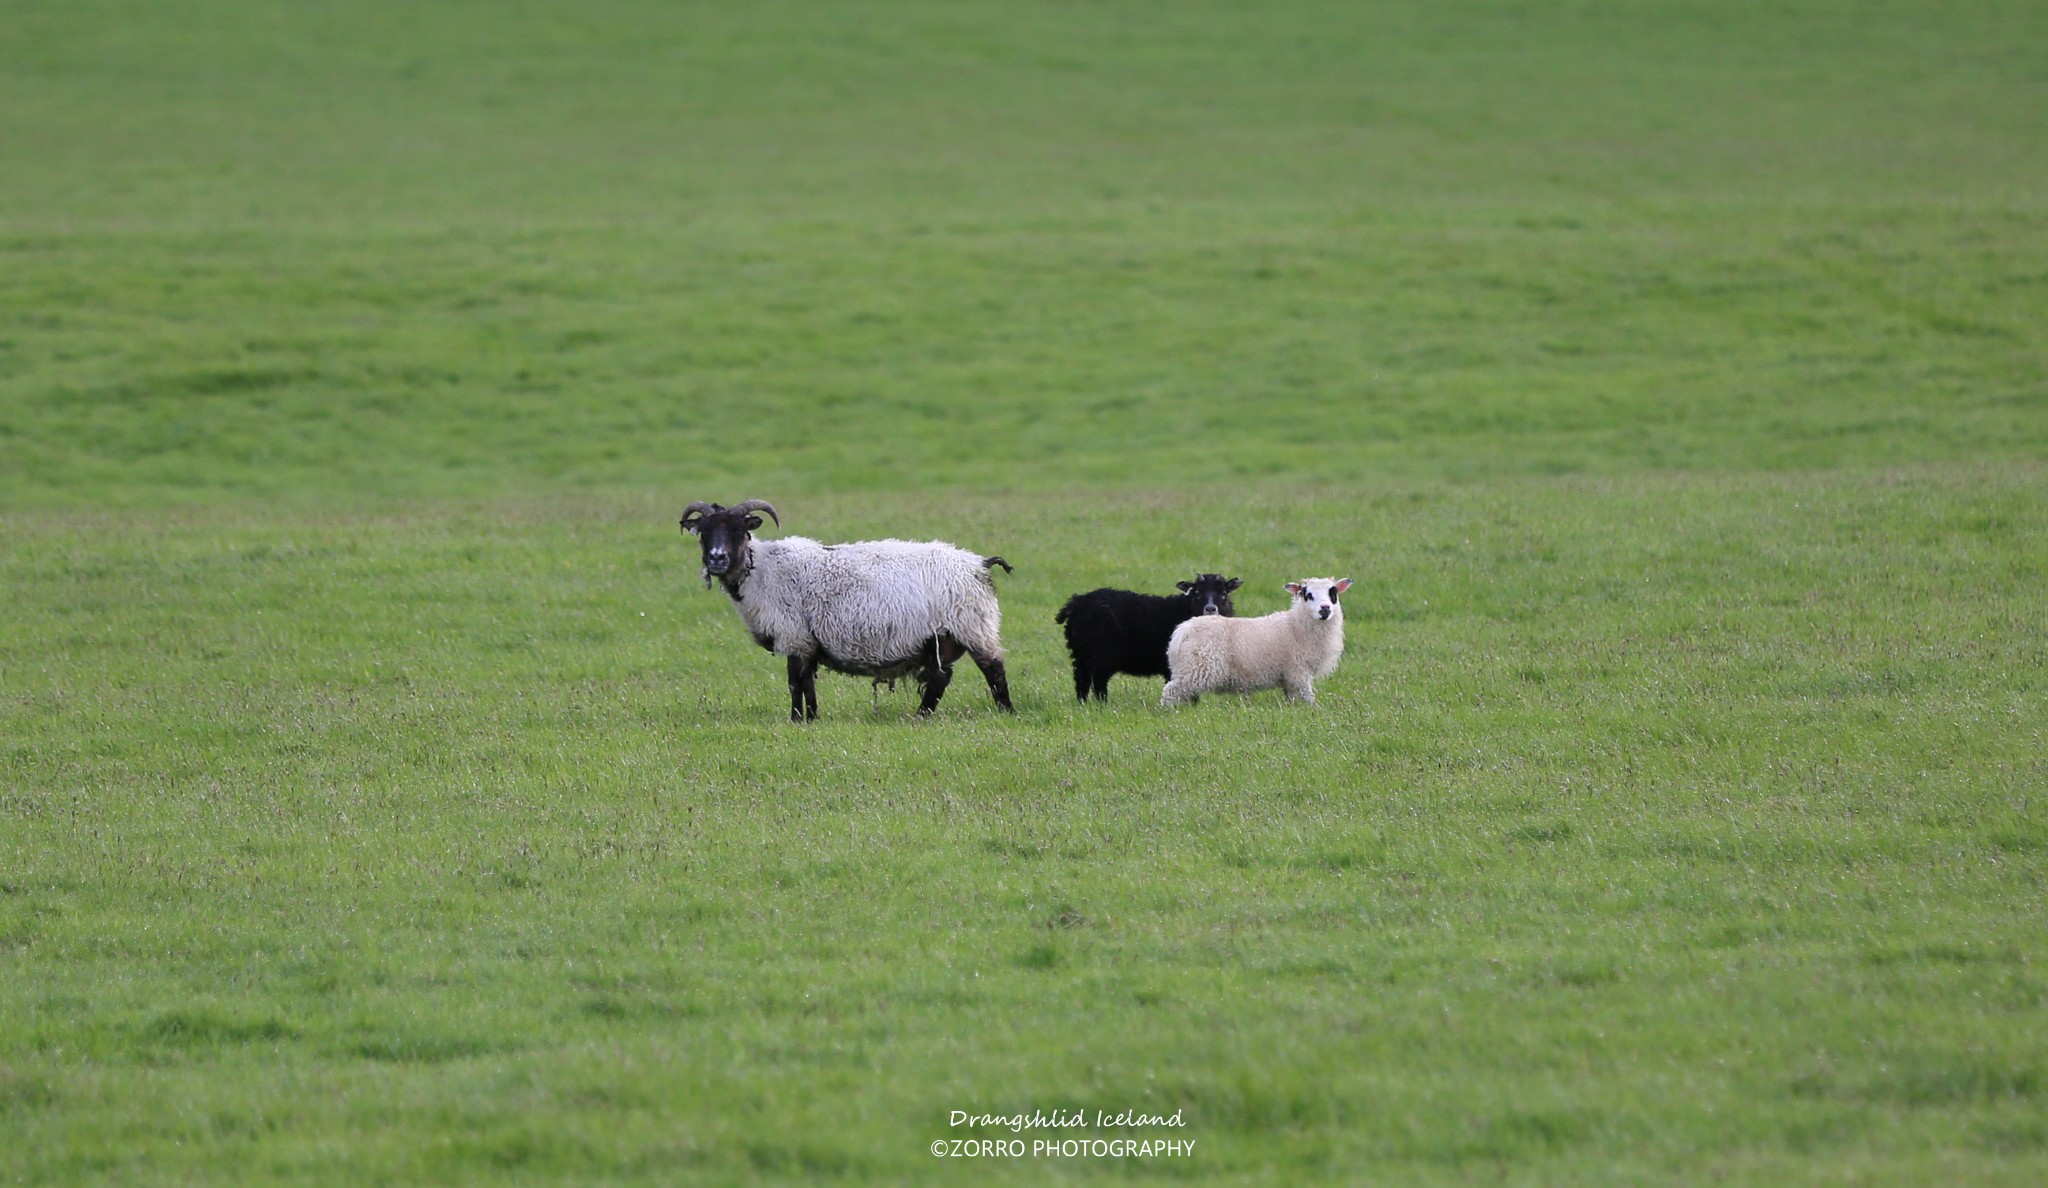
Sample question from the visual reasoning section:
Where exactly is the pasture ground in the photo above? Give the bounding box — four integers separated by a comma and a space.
3, 1, 2046, 1182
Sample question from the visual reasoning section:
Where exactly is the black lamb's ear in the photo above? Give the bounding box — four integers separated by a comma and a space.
744, 516, 763, 530
1225, 577, 1243, 591
1176, 581, 1195, 593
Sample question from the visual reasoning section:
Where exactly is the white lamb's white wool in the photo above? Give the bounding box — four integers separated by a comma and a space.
730, 537, 1004, 668
1161, 577, 1350, 707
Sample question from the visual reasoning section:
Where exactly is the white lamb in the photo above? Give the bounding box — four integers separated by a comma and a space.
1160, 578, 1352, 707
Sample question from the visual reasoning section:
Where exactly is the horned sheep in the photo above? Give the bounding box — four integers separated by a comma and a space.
1160, 578, 1352, 707
681, 500, 1015, 721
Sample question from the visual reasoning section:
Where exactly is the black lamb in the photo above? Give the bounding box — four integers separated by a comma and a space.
1055, 573, 1243, 702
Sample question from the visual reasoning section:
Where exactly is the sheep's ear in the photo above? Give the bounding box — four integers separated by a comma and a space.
1333, 578, 1353, 594
681, 519, 699, 536
1285, 582, 1304, 596
1225, 577, 1243, 591
1176, 581, 1195, 593
743, 516, 763, 531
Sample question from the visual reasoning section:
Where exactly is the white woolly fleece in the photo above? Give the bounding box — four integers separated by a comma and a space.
1160, 578, 1347, 706
727, 536, 1005, 670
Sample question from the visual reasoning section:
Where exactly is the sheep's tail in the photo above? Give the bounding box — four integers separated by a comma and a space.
1054, 594, 1079, 625
982, 555, 1014, 575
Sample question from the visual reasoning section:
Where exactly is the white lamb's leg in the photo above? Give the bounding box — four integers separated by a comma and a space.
1283, 675, 1317, 704
1160, 678, 1189, 708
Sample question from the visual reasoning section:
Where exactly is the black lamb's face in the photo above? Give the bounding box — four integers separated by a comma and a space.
1175, 573, 1244, 617
680, 505, 764, 577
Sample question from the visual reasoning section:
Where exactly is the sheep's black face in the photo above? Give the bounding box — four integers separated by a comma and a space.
1176, 573, 1243, 618
680, 504, 764, 578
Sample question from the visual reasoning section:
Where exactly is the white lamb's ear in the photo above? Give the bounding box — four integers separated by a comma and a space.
1285, 582, 1305, 596
1333, 578, 1353, 594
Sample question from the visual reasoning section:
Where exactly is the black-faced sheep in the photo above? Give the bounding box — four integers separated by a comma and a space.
1054, 574, 1242, 702
681, 500, 1015, 721
1160, 578, 1352, 707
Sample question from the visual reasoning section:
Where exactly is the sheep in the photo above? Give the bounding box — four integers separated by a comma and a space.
1160, 577, 1352, 707
1054, 573, 1242, 703
680, 499, 1015, 721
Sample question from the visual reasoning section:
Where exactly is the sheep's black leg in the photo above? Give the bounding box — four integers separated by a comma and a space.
1089, 671, 1111, 702
972, 648, 1015, 712
915, 667, 953, 716
916, 635, 966, 717
1072, 663, 1092, 704
787, 654, 819, 722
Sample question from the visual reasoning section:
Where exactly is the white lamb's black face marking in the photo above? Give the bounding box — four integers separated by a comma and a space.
1287, 578, 1352, 621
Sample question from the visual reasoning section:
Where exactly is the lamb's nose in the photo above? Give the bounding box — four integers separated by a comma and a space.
1202, 606, 1220, 616
1318, 607, 1330, 619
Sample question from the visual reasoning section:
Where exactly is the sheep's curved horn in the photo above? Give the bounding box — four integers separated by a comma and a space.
679, 501, 721, 534
726, 499, 779, 526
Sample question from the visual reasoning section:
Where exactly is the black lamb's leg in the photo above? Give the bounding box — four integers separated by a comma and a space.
1089, 671, 1110, 702
1072, 662, 1092, 704
787, 654, 819, 722
972, 648, 1015, 712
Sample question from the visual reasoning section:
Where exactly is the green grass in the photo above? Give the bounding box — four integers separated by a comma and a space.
5, 0, 2045, 508
3, 0, 2047, 1182
6, 207, 2045, 506
5, 475, 2045, 1182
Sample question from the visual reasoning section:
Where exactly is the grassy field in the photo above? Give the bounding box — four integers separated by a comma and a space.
3, 0, 2046, 1182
